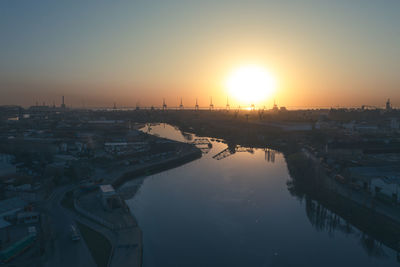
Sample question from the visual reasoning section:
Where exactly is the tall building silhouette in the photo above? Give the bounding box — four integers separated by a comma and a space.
61, 96, 66, 109
386, 98, 392, 111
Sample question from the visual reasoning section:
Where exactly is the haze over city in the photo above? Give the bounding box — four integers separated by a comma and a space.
1, 0, 400, 108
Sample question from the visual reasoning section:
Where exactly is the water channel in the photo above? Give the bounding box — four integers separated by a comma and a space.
123, 123, 399, 267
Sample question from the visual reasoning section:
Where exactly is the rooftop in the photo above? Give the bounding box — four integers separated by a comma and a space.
99, 184, 115, 193
0, 197, 27, 215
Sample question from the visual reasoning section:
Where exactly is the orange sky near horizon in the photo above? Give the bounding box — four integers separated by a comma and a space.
1, 1, 399, 108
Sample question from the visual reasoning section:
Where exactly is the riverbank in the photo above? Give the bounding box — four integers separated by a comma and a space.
144, 122, 400, 254
71, 137, 202, 267
104, 122, 400, 266
113, 144, 201, 188
286, 151, 400, 253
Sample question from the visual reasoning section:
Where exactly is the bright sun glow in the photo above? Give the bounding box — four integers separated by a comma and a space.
226, 65, 277, 105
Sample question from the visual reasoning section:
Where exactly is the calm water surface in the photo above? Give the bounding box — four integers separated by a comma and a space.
123, 124, 399, 267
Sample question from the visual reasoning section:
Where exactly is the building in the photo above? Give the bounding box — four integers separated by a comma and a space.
348, 166, 400, 203
386, 98, 392, 111
0, 154, 16, 177
99, 185, 123, 211
104, 141, 148, 155
354, 123, 378, 133
390, 118, 399, 130
0, 197, 28, 228
61, 96, 66, 109
17, 212, 39, 224
5, 184, 39, 203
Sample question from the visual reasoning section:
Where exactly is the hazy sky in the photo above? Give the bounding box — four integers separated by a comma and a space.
1, 0, 399, 108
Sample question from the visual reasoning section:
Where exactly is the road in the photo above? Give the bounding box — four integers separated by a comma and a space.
43, 186, 96, 267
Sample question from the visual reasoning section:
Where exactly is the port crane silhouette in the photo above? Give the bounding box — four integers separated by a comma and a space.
162, 98, 167, 110
209, 97, 214, 110
179, 97, 184, 110
212, 145, 254, 160
192, 138, 212, 153
213, 145, 275, 161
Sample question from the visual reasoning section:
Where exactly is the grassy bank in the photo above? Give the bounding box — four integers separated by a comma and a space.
76, 222, 112, 267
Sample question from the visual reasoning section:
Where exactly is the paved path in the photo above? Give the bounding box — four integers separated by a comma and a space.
43, 186, 96, 267
111, 228, 142, 267
73, 196, 142, 267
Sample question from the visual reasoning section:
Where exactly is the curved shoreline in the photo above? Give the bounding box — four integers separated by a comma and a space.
112, 146, 202, 188
73, 140, 202, 267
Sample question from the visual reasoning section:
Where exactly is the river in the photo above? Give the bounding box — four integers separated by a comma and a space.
123, 123, 399, 267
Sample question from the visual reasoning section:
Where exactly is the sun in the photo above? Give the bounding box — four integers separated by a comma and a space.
226, 65, 277, 106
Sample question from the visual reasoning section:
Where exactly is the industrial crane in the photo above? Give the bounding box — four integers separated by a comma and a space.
212, 145, 254, 160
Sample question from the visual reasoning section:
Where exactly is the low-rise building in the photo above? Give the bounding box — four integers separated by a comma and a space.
347, 166, 400, 203
0, 197, 28, 228
17, 212, 39, 224
99, 184, 123, 211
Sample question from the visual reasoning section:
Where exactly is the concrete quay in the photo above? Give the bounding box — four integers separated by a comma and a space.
72, 143, 201, 267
